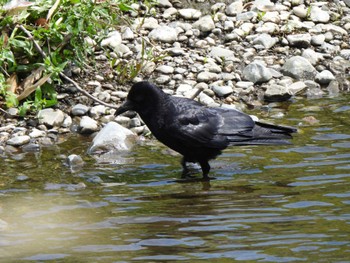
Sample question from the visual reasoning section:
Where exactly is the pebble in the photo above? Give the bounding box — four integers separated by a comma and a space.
287, 33, 311, 48
315, 70, 336, 85
264, 84, 292, 102
178, 8, 202, 20
37, 109, 65, 128
148, 26, 178, 43
243, 61, 273, 84
71, 104, 89, 116
67, 154, 84, 168
211, 85, 233, 97
78, 116, 99, 134
7, 135, 31, 146
197, 71, 219, 83
193, 15, 215, 33
101, 31, 122, 49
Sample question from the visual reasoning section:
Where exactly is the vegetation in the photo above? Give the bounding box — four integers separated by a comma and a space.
0, 0, 158, 116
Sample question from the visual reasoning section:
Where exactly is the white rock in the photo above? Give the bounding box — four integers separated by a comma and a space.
197, 71, 219, 82
224, 20, 234, 31
225, 1, 243, 15
122, 27, 134, 40
310, 6, 330, 23
29, 128, 46, 138
163, 7, 178, 18
209, 47, 235, 60
88, 122, 136, 153
315, 70, 336, 84
62, 115, 72, 128
255, 22, 279, 34
282, 56, 317, 80
90, 105, 107, 118
264, 84, 292, 102
211, 85, 233, 97
293, 5, 307, 18
253, 33, 277, 49
237, 11, 257, 21
302, 49, 322, 65
149, 26, 178, 43
287, 33, 311, 47
71, 104, 89, 116
178, 8, 202, 19
7, 135, 30, 146
38, 108, 65, 127
262, 11, 280, 23
67, 154, 84, 168
134, 17, 158, 30
243, 61, 273, 84
193, 15, 215, 32
311, 34, 325, 46
79, 116, 99, 134
288, 81, 307, 95
156, 65, 175, 74
101, 31, 122, 49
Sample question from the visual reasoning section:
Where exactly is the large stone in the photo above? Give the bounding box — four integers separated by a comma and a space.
149, 26, 178, 43
287, 33, 311, 48
100, 31, 122, 49
243, 61, 273, 84
7, 135, 30, 146
281, 56, 317, 80
310, 6, 330, 23
38, 108, 65, 127
88, 122, 136, 154
78, 116, 99, 134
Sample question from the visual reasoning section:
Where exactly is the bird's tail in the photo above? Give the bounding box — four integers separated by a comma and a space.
228, 122, 297, 146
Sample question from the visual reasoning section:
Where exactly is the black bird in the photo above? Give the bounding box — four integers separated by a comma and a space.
116, 81, 297, 180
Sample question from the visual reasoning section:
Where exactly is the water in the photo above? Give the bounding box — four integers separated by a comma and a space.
1, 95, 350, 262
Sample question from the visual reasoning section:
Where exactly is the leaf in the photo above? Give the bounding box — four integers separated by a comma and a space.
5, 73, 18, 93
118, 2, 133, 12
46, 0, 61, 21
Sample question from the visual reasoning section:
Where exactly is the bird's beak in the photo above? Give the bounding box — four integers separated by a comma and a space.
115, 100, 134, 116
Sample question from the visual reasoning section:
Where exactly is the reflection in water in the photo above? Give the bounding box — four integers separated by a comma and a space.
1, 96, 350, 262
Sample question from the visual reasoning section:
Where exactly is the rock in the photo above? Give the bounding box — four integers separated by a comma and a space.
121, 27, 134, 40
237, 11, 257, 21
38, 108, 65, 127
22, 143, 40, 152
62, 116, 72, 128
293, 5, 307, 18
90, 105, 107, 118
243, 61, 273, 84
287, 33, 311, 48
7, 135, 31, 146
101, 31, 122, 49
310, 6, 330, 23
211, 85, 233, 97
302, 49, 322, 65
264, 84, 292, 102
281, 56, 317, 80
225, 1, 243, 15
315, 70, 336, 84
209, 47, 235, 60
178, 8, 202, 20
149, 26, 178, 43
29, 128, 46, 138
67, 154, 84, 168
311, 34, 325, 46
135, 17, 158, 30
71, 104, 89, 116
253, 33, 277, 49
78, 116, 99, 134
288, 81, 307, 95
327, 80, 340, 97
88, 122, 136, 154
156, 65, 175, 74
193, 15, 215, 33
197, 71, 219, 82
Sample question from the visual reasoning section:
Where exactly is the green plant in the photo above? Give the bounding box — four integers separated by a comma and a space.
257, 11, 266, 21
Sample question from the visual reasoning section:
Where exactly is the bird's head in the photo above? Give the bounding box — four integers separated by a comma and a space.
115, 81, 164, 116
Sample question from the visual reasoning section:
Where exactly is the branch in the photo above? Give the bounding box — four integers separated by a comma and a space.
17, 24, 119, 110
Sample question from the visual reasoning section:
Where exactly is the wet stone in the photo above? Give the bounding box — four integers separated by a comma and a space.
7, 135, 31, 146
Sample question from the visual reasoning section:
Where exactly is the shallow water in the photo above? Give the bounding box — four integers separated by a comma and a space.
1, 95, 350, 262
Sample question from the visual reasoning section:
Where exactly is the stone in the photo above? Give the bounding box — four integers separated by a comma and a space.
101, 31, 122, 49
121, 27, 134, 40
38, 108, 65, 127
197, 71, 219, 82
29, 128, 46, 138
288, 81, 307, 95
71, 104, 89, 116
237, 11, 257, 21
287, 33, 311, 48
327, 80, 340, 97
225, 1, 243, 15
243, 61, 273, 84
7, 135, 30, 146
264, 84, 292, 102
209, 47, 235, 60
293, 5, 307, 18
67, 154, 84, 168
78, 116, 99, 134
88, 122, 136, 154
149, 26, 178, 43
315, 70, 336, 84
302, 49, 322, 65
311, 34, 325, 46
211, 85, 233, 97
193, 15, 215, 33
253, 33, 277, 49
310, 6, 330, 23
178, 8, 202, 20
281, 56, 317, 80
90, 105, 107, 118
156, 65, 175, 74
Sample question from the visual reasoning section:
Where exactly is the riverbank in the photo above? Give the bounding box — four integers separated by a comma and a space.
1, 0, 350, 154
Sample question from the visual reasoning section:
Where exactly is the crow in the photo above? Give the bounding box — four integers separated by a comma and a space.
115, 81, 297, 180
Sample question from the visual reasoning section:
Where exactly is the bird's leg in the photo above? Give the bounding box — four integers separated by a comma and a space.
181, 157, 192, 178
199, 160, 215, 180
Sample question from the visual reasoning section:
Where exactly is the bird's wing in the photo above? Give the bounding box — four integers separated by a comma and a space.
166, 98, 255, 148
